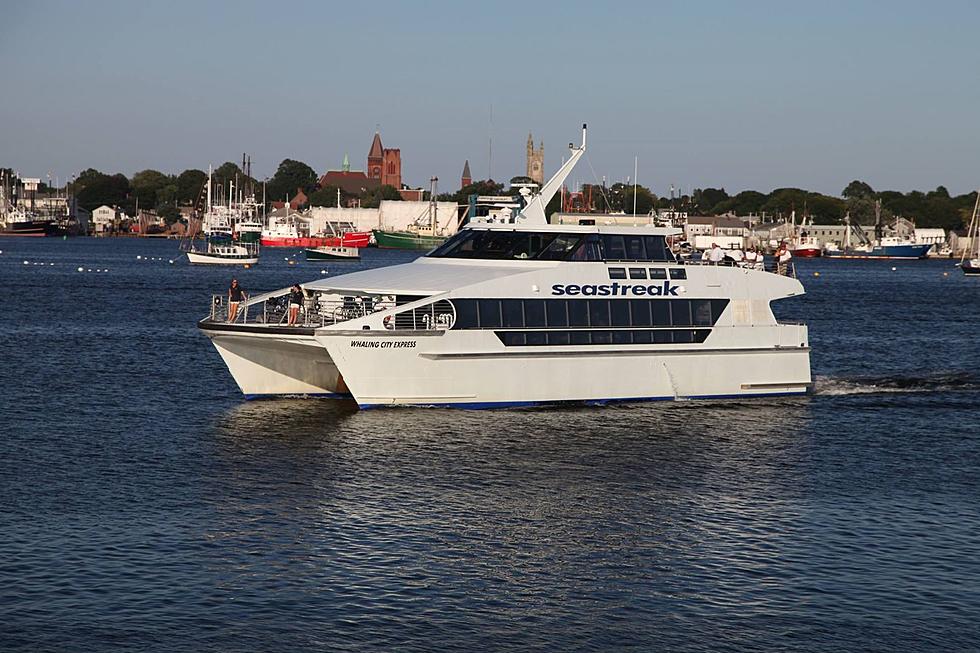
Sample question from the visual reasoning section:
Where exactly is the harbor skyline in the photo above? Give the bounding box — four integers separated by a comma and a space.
4, 1, 980, 196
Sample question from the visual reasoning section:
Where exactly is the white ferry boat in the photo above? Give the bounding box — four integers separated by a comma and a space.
199, 126, 811, 408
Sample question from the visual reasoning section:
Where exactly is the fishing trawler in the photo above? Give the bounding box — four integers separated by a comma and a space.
198, 125, 811, 408
373, 178, 453, 249
183, 166, 260, 266
261, 210, 370, 248
824, 204, 931, 260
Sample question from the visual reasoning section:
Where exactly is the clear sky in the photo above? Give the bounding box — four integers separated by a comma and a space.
3, 0, 980, 197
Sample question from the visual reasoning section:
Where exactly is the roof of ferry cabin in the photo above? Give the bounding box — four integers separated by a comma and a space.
303, 259, 540, 296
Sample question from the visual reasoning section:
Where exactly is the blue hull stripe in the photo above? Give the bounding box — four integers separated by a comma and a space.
358, 389, 809, 410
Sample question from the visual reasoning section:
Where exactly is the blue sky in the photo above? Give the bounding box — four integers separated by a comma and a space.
3, 0, 980, 196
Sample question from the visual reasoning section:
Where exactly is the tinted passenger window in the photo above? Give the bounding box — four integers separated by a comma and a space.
478, 300, 501, 328
454, 299, 478, 328
608, 267, 627, 279
589, 300, 610, 327
624, 235, 646, 260
601, 235, 627, 260
502, 300, 524, 327
610, 301, 630, 327
649, 268, 667, 279
628, 267, 647, 279
668, 268, 687, 280
524, 299, 546, 327
568, 299, 589, 327
692, 300, 713, 326
672, 300, 692, 326
546, 300, 568, 327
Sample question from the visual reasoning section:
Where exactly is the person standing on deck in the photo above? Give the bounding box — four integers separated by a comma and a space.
708, 243, 725, 264
776, 242, 793, 275
227, 279, 247, 322
288, 285, 304, 326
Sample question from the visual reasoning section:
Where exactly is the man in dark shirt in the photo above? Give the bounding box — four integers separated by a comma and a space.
228, 279, 247, 322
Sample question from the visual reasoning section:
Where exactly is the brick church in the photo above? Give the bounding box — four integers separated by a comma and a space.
316, 130, 422, 204
367, 131, 401, 189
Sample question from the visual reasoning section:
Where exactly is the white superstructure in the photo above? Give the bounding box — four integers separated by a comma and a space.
198, 126, 811, 408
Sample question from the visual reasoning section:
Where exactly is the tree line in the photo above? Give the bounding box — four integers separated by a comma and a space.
54, 157, 980, 232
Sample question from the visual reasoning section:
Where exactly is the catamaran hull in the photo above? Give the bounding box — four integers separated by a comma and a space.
200, 326, 345, 397
315, 326, 811, 408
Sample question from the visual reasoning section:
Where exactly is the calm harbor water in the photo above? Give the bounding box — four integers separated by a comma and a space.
2, 237, 979, 651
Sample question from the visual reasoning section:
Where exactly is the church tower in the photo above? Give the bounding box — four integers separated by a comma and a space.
460, 160, 472, 189
526, 133, 544, 185
367, 130, 402, 189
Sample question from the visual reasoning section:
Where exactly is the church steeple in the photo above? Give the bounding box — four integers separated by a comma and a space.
461, 160, 472, 189
526, 132, 544, 185
342, 153, 350, 173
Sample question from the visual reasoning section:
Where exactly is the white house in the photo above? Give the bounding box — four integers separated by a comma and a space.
92, 205, 121, 235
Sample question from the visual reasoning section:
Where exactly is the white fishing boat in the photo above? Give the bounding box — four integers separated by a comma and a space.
183, 164, 262, 266
304, 245, 361, 261
187, 243, 259, 265
198, 125, 811, 407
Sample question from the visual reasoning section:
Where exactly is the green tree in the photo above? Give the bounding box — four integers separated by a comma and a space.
623, 185, 657, 215
712, 190, 766, 215
693, 187, 729, 213
361, 184, 403, 209
267, 159, 317, 204
842, 180, 874, 199
73, 170, 131, 212
308, 185, 346, 207
176, 169, 207, 205
157, 204, 181, 225
131, 169, 172, 210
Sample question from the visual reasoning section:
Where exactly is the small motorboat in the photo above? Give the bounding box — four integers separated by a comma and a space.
304, 245, 361, 261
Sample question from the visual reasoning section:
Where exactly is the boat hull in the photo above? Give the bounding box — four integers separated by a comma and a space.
0, 220, 64, 237
316, 324, 811, 409
372, 229, 447, 250
791, 247, 821, 258
187, 251, 259, 265
261, 232, 371, 248
304, 248, 360, 261
961, 261, 980, 275
824, 243, 932, 259
200, 324, 345, 397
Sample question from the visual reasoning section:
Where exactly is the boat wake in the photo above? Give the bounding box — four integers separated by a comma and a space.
813, 372, 980, 396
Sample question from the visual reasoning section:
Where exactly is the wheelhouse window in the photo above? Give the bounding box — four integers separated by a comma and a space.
428, 230, 676, 263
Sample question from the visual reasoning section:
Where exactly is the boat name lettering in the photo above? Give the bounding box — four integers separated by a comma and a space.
551, 281, 680, 297
350, 340, 417, 349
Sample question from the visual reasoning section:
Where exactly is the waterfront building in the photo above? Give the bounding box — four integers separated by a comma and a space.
92, 205, 127, 235
684, 215, 749, 249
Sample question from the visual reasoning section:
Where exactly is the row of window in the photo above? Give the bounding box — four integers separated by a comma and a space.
428, 230, 677, 262
608, 267, 687, 280
495, 329, 711, 347
452, 298, 729, 329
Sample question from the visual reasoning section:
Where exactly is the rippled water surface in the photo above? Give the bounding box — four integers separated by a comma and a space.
2, 238, 979, 651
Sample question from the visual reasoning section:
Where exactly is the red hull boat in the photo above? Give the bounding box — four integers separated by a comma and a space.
260, 231, 371, 248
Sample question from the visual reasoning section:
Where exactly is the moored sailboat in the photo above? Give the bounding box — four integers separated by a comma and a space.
959, 191, 980, 275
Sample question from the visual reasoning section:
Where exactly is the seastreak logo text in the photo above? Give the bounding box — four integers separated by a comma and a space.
551, 281, 680, 297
